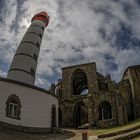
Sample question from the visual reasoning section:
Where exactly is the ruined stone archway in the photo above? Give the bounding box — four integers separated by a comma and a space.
72, 69, 88, 95
73, 102, 88, 128
98, 101, 112, 120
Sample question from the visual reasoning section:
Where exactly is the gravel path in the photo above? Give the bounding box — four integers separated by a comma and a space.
0, 127, 75, 140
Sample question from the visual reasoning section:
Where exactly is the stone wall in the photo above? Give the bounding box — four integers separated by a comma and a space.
61, 63, 98, 98
87, 91, 127, 128
122, 65, 140, 119
119, 80, 134, 121
57, 62, 128, 128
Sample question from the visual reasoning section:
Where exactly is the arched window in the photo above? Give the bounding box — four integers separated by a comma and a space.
72, 69, 88, 95
51, 104, 56, 128
5, 95, 21, 120
58, 108, 62, 127
98, 101, 112, 120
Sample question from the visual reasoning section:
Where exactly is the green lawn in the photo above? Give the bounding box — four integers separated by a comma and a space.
88, 119, 140, 136
133, 137, 140, 140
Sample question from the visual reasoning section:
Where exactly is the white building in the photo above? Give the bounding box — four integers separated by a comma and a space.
0, 12, 58, 133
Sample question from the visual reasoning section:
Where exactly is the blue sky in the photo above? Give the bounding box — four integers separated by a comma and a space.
0, 0, 140, 89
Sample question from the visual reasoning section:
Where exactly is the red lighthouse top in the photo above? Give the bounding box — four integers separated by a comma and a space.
31, 11, 50, 27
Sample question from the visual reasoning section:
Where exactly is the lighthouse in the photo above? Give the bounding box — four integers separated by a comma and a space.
7, 12, 50, 85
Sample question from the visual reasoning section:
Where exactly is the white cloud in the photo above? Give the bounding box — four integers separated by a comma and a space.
0, 70, 6, 77
112, 48, 140, 80
0, 0, 140, 88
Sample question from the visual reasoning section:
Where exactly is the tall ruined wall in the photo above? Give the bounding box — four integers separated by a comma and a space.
119, 80, 134, 121
57, 62, 128, 128
122, 65, 140, 119
61, 63, 99, 98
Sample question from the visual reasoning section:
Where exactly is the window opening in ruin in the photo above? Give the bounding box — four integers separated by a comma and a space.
80, 88, 89, 95
58, 108, 62, 127
99, 101, 112, 120
72, 69, 88, 95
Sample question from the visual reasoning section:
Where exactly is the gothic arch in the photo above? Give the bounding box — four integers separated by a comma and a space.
72, 69, 88, 95
98, 101, 112, 120
51, 104, 56, 128
73, 102, 88, 128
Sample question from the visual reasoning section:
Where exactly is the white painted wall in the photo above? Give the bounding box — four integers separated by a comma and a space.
8, 71, 34, 84
10, 55, 36, 71
16, 43, 39, 57
22, 33, 42, 45
0, 80, 58, 128
31, 20, 46, 28
27, 25, 44, 35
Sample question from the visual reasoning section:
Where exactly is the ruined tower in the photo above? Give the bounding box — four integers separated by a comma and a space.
7, 12, 50, 85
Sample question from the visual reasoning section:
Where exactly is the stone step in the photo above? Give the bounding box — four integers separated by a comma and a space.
78, 123, 89, 129
88, 129, 140, 140
98, 128, 140, 140
52, 127, 66, 133
98, 125, 140, 139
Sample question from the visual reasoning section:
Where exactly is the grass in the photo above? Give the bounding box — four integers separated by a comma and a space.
133, 136, 140, 140
88, 119, 140, 136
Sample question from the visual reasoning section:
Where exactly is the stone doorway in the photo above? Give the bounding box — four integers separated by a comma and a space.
51, 104, 56, 128
73, 102, 88, 128
98, 101, 112, 120
58, 108, 62, 127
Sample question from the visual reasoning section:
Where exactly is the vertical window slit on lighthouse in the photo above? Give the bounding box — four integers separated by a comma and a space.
39, 33, 42, 38
33, 54, 37, 61
36, 42, 40, 48
30, 68, 35, 76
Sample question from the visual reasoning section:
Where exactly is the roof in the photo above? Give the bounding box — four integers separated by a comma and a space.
0, 77, 58, 99
122, 64, 140, 79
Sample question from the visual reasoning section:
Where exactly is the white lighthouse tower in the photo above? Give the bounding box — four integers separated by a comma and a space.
7, 12, 50, 85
